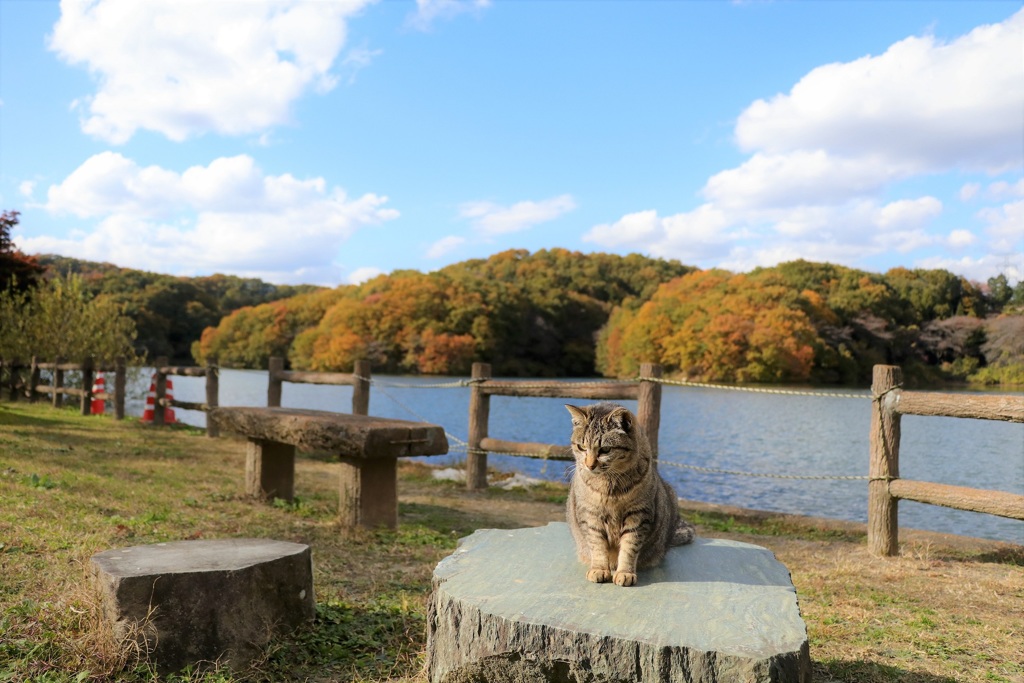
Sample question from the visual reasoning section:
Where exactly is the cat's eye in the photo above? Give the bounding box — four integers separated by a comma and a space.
598, 446, 611, 455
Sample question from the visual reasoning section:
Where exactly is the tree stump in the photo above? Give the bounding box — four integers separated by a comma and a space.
427, 523, 810, 683
91, 538, 314, 672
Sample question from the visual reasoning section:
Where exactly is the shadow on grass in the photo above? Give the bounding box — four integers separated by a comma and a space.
0, 404, 72, 428
399, 501, 503, 541
815, 659, 960, 683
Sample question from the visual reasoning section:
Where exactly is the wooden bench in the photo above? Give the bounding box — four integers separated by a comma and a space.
208, 407, 448, 529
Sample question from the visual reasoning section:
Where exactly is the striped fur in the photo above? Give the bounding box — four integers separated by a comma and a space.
565, 402, 695, 586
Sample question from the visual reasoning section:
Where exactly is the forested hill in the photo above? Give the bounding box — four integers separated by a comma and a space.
36, 255, 321, 362
193, 249, 1022, 385
194, 249, 693, 377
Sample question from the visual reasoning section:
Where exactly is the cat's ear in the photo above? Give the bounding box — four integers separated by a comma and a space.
565, 404, 586, 426
608, 407, 633, 434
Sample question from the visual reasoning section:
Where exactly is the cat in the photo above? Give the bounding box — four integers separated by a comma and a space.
565, 402, 695, 586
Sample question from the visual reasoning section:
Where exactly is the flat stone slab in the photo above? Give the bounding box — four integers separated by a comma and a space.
208, 407, 448, 458
427, 522, 810, 683
92, 538, 314, 672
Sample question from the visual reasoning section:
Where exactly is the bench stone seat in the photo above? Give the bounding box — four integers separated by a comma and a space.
208, 407, 448, 528
427, 522, 810, 683
92, 538, 313, 673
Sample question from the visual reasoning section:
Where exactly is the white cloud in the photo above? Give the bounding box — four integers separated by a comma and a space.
347, 266, 384, 284
959, 182, 981, 201
408, 0, 490, 31
426, 235, 466, 259
985, 178, 1024, 200
584, 205, 735, 263
26, 153, 398, 284
878, 197, 942, 228
702, 150, 911, 210
18, 181, 35, 199
735, 9, 1023, 173
460, 194, 576, 235
340, 45, 383, 85
948, 230, 977, 248
977, 200, 1024, 254
48, 0, 373, 143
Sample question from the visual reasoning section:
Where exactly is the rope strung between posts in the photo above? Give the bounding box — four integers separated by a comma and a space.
352, 372, 871, 399
365, 377, 472, 449
445, 442, 868, 481
352, 375, 484, 389
658, 460, 870, 480
638, 376, 871, 400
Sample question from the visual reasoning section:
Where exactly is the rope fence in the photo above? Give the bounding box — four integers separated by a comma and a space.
353, 373, 872, 400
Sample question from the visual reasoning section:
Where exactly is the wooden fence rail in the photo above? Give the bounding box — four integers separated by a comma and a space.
868, 364, 1024, 556
150, 356, 220, 437
266, 356, 371, 416
1, 356, 126, 418
464, 361, 663, 490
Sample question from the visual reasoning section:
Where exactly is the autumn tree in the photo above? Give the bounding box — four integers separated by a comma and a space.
0, 210, 44, 294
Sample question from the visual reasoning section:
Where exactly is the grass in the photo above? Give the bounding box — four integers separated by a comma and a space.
1, 401, 1022, 683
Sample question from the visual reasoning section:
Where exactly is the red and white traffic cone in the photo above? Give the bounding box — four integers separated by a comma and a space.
164, 378, 176, 424
90, 373, 106, 415
141, 377, 156, 422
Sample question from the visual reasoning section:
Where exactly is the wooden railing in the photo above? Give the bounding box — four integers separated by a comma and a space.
868, 364, 1024, 556
1, 356, 127, 418
266, 357, 371, 416
464, 362, 663, 490
150, 356, 220, 437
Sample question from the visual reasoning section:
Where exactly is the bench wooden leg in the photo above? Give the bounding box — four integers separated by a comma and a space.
338, 457, 397, 529
246, 439, 295, 501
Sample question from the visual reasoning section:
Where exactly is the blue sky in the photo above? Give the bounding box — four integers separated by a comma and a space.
1, 0, 1021, 287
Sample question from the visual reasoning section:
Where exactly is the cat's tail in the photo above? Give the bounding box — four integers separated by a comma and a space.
671, 518, 696, 546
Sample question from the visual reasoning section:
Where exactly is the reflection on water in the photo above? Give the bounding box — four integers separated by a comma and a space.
132, 368, 1023, 544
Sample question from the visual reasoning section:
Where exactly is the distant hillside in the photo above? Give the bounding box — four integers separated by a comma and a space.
37, 255, 322, 363
194, 249, 694, 376
195, 251, 1023, 385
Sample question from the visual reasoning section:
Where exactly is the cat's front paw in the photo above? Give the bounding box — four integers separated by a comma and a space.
613, 571, 637, 587
587, 568, 612, 583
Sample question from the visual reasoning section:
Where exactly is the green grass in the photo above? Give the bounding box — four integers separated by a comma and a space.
1, 401, 1022, 683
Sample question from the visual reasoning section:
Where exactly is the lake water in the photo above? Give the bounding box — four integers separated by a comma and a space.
126, 368, 1023, 544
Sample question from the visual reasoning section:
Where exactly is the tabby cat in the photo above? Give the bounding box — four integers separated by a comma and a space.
565, 402, 695, 586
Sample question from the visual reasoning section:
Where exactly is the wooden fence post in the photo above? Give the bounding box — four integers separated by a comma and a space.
869, 364, 902, 557
80, 357, 94, 416
267, 356, 284, 407
28, 356, 40, 403
466, 362, 492, 490
113, 356, 126, 420
206, 357, 219, 437
638, 362, 663, 458
352, 360, 371, 416
153, 357, 168, 426
52, 357, 65, 408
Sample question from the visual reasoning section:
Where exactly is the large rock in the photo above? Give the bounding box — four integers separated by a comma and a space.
91, 538, 314, 672
426, 523, 810, 683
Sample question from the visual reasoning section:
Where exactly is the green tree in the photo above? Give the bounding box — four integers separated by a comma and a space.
0, 273, 138, 365
0, 210, 44, 294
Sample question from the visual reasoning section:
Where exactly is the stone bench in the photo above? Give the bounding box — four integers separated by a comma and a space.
92, 538, 313, 673
208, 407, 448, 529
426, 522, 811, 683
